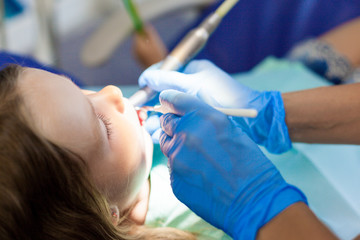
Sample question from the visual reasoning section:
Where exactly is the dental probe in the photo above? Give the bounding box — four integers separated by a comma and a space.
129, 0, 240, 107
138, 105, 258, 118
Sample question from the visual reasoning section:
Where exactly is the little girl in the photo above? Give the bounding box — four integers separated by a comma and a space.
0, 65, 230, 239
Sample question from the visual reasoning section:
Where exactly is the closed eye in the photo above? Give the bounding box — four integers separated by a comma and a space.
97, 113, 113, 139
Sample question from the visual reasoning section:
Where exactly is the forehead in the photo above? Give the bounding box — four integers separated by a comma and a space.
18, 68, 102, 158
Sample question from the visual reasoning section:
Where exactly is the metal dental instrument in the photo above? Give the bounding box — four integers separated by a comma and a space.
153, 105, 258, 118
129, 0, 240, 107
136, 104, 258, 118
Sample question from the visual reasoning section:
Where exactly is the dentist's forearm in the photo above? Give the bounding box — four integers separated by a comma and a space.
320, 16, 360, 67
283, 83, 360, 144
257, 203, 338, 240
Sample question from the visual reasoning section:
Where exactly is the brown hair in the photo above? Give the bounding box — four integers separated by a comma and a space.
0, 65, 195, 240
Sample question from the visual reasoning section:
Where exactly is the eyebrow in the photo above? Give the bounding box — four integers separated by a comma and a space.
86, 97, 96, 118
85, 97, 102, 132
59, 74, 104, 140
82, 90, 104, 140
60, 74, 75, 84
60, 75, 98, 122
61, 76, 98, 120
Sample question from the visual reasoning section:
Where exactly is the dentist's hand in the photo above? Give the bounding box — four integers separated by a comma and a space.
158, 90, 307, 239
139, 60, 291, 153
143, 114, 161, 144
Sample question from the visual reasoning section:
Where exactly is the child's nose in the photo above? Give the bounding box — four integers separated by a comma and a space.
98, 85, 125, 113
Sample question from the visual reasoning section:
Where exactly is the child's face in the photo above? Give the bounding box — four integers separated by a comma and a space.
18, 68, 153, 210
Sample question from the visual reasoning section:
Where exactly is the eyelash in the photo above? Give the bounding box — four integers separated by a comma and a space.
97, 113, 113, 139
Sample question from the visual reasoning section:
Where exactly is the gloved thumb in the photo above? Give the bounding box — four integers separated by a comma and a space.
159, 89, 212, 116
182, 59, 218, 74
138, 69, 194, 93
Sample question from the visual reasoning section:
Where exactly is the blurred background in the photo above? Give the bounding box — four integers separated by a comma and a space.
0, 0, 212, 85
3, 0, 360, 87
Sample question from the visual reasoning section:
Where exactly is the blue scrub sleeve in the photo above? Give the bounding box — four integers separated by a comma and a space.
170, 0, 360, 73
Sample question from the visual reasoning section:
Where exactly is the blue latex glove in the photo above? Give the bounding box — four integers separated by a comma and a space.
158, 90, 307, 239
139, 60, 291, 153
143, 114, 161, 144
138, 63, 162, 143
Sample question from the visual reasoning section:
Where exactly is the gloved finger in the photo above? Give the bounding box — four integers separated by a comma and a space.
160, 113, 181, 137
182, 59, 217, 74
143, 114, 160, 135
138, 69, 194, 92
151, 128, 162, 144
147, 61, 163, 70
159, 89, 213, 116
159, 130, 173, 158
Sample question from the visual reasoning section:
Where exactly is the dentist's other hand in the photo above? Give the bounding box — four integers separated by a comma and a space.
143, 114, 161, 144
158, 90, 307, 239
139, 60, 291, 153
